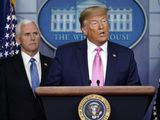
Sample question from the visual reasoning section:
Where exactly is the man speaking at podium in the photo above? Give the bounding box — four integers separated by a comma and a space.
46, 6, 141, 86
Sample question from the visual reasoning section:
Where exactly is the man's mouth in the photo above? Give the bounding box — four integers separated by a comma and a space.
99, 32, 105, 36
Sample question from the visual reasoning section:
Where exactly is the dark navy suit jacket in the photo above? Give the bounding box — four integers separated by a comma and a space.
47, 40, 141, 86
0, 52, 52, 120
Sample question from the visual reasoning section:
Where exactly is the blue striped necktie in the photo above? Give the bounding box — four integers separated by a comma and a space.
30, 58, 40, 92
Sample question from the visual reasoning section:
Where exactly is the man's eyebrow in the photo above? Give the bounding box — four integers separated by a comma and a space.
23, 32, 30, 34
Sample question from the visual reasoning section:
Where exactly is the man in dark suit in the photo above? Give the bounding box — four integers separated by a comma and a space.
0, 19, 52, 120
151, 80, 160, 120
46, 6, 141, 86
155, 85, 160, 118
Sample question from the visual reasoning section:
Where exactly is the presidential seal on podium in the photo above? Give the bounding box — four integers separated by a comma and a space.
78, 94, 111, 120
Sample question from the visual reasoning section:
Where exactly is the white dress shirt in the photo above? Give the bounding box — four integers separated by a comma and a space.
87, 39, 108, 82
21, 51, 42, 87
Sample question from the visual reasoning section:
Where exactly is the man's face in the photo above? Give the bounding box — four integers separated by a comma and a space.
17, 22, 40, 56
82, 14, 109, 46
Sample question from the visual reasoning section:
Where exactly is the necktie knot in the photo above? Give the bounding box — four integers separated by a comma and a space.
30, 58, 36, 63
95, 47, 102, 54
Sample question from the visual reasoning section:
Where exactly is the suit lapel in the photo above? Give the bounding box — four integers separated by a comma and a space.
40, 54, 48, 85
105, 42, 118, 85
76, 40, 90, 85
13, 53, 33, 92
13, 53, 49, 94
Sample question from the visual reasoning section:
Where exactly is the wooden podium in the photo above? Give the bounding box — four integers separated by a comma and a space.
36, 86, 155, 120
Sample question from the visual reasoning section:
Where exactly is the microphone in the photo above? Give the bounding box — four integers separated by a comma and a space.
88, 80, 92, 85
96, 80, 100, 86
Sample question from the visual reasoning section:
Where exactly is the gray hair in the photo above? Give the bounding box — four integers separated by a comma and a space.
16, 19, 38, 36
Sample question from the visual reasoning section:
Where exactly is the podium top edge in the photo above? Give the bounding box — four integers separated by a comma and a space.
35, 86, 156, 96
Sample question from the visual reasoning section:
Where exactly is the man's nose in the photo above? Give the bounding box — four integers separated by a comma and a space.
30, 34, 35, 40
99, 22, 104, 29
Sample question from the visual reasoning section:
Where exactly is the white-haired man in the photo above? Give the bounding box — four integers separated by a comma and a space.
0, 19, 52, 120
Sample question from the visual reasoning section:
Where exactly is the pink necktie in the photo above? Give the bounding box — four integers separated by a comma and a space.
91, 47, 104, 86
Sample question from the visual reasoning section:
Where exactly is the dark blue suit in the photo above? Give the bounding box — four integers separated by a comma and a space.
0, 52, 52, 120
47, 40, 141, 86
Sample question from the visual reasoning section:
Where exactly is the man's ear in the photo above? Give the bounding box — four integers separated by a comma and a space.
16, 36, 20, 45
81, 27, 87, 36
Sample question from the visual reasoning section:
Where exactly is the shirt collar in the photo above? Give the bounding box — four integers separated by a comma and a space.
21, 51, 40, 65
87, 39, 108, 53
